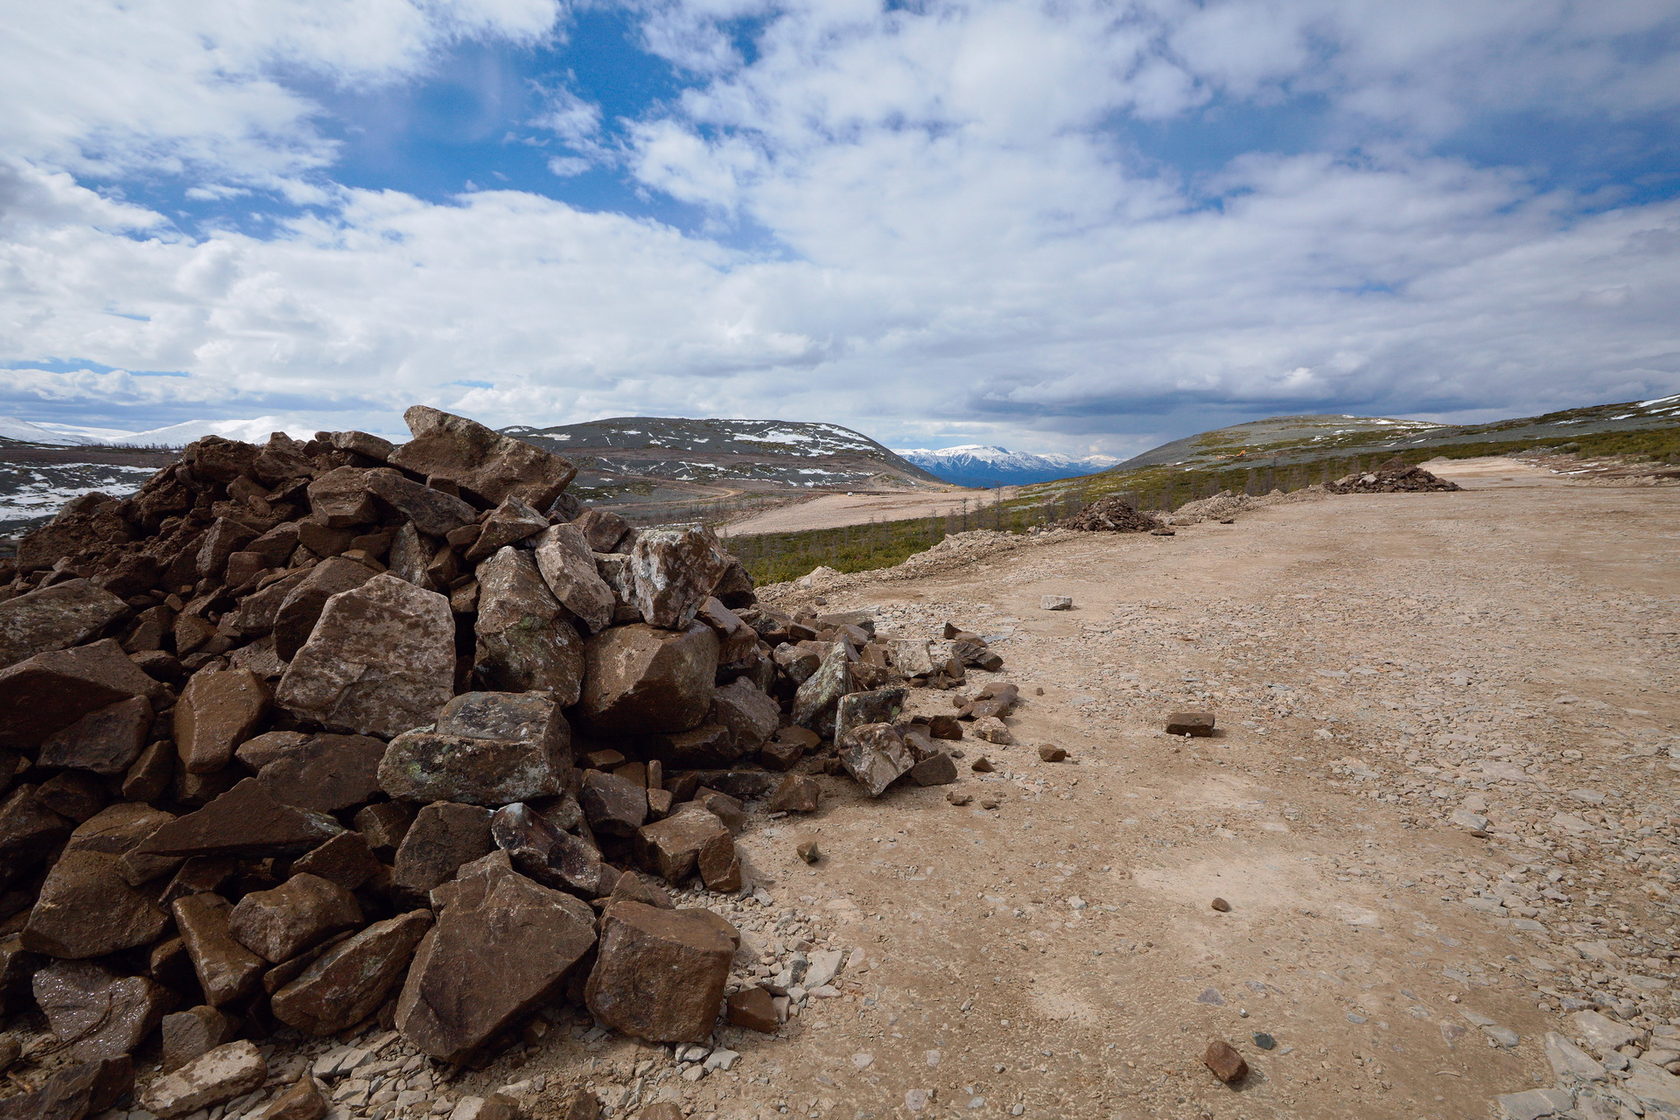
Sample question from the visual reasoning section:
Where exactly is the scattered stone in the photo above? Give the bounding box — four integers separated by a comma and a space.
1202, 1039, 1248, 1084
971, 756, 994, 772
249, 1077, 329, 1120
797, 839, 821, 864
638, 805, 731, 884
1253, 1032, 1275, 1050
839, 723, 914, 797
766, 773, 821, 814
1211, 897, 1231, 912
136, 1040, 267, 1119
945, 791, 972, 806
1039, 595, 1072, 611
1165, 711, 1215, 737
1037, 744, 1067, 762
585, 901, 739, 1043
727, 986, 780, 1033
972, 716, 1013, 745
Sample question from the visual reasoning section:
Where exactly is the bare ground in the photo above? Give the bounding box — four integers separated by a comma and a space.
242, 458, 1676, 1120
718, 486, 1009, 537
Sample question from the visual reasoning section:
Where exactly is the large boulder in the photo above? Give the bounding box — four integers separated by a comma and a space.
362, 467, 479, 535
579, 623, 718, 735
0, 640, 163, 751
636, 805, 730, 884
534, 524, 615, 634
396, 853, 596, 1062
228, 874, 361, 963
172, 894, 265, 1007
14, 492, 131, 572
629, 527, 729, 630
839, 723, 915, 797
254, 733, 387, 812
473, 547, 585, 705
137, 778, 343, 859
584, 901, 738, 1043
174, 668, 268, 775
0, 580, 128, 669
488, 803, 614, 896
388, 406, 576, 509
270, 910, 432, 1036
379, 692, 571, 805
276, 574, 455, 738
32, 960, 167, 1061
38, 696, 151, 775
272, 557, 378, 660
391, 802, 493, 896
465, 496, 549, 563
22, 852, 168, 959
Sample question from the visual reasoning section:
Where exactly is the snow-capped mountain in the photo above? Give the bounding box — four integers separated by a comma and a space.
895, 445, 1120, 487
0, 416, 97, 445
103, 417, 319, 447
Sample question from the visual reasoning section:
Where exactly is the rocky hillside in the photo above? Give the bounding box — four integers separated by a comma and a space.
895, 445, 1120, 487
503, 417, 946, 504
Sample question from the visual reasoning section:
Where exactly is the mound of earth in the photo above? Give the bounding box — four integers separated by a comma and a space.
1328, 457, 1462, 493
1054, 495, 1165, 532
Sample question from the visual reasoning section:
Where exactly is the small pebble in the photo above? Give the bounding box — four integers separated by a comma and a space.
1253, 1033, 1276, 1050
1037, 745, 1067, 762
1211, 897, 1231, 912
796, 839, 821, 864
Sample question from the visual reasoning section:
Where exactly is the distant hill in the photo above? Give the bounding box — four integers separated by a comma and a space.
896, 444, 1120, 487
504, 417, 948, 505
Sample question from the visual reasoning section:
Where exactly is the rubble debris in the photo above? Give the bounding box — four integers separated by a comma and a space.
1328, 456, 1462, 493
1054, 495, 1164, 533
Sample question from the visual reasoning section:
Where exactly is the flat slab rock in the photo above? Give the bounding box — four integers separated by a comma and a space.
137, 1040, 267, 1119
0, 579, 128, 670
270, 909, 433, 1036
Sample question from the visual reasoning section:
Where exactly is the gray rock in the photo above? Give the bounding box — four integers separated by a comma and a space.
380, 692, 572, 805
839, 723, 914, 797
137, 1040, 266, 1119
792, 643, 852, 736
1495, 1088, 1575, 1120
276, 574, 456, 738
629, 527, 728, 631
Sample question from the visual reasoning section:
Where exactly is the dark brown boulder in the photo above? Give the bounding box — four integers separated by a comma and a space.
304, 466, 378, 528
765, 774, 821, 814
362, 467, 478, 536
1165, 711, 1215, 736
697, 832, 742, 891
584, 901, 738, 1043
710, 677, 780, 752
380, 691, 572, 805
395, 853, 596, 1062
488, 802, 614, 896
22, 851, 169, 959
388, 406, 576, 509
228, 874, 361, 963
173, 893, 265, 1007
465, 496, 549, 563
0, 579, 128, 669
636, 805, 730, 884
15, 492, 131, 572
233, 730, 310, 771
272, 556, 378, 660
726, 986, 779, 1033
473, 547, 585, 705
0, 639, 163, 750
571, 508, 633, 553
160, 1005, 235, 1072
139, 778, 343, 858
392, 802, 493, 897
534, 523, 615, 633
255, 733, 386, 812
62, 803, 177, 885
839, 723, 914, 797
275, 573, 455, 738
174, 667, 268, 775
0, 1056, 133, 1120
270, 909, 432, 1036
628, 527, 728, 630
38, 695, 151, 775
290, 830, 381, 891
33, 960, 167, 1061
580, 770, 647, 838
579, 622, 718, 735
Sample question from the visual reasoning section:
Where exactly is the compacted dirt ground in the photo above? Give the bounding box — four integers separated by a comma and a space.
217, 458, 1674, 1120
718, 486, 1011, 537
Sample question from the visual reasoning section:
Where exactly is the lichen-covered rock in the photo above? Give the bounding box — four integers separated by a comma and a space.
380, 692, 572, 805
0, 579, 128, 670
629, 527, 728, 630
473, 547, 584, 705
839, 723, 914, 797
791, 643, 852, 736
273, 557, 378, 661
276, 574, 455, 738
388, 406, 576, 509
534, 524, 615, 634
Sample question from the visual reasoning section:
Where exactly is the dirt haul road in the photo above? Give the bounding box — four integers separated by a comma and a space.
487, 459, 1678, 1120
718, 486, 1014, 537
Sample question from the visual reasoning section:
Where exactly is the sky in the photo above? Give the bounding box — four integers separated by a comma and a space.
2, 1, 1678, 457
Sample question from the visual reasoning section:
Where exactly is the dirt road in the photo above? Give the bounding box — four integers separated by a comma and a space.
718, 486, 1008, 537
468, 459, 1677, 1120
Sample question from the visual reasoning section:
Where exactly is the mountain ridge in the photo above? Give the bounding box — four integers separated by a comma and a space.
896, 444, 1120, 487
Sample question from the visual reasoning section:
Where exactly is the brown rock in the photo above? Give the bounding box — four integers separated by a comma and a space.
796, 838, 820, 863
380, 691, 571, 805
580, 770, 647, 837
229, 874, 361, 963
304, 466, 379, 528
256, 733, 387, 812
1211, 897, 1232, 912
62, 803, 176, 885
0, 784, 72, 868
235, 729, 310, 771
15, 491, 131, 572
1037, 744, 1068, 762
970, 756, 994, 773
396, 853, 596, 1061
138, 778, 343, 858
362, 467, 478, 535
0, 1056, 133, 1120
249, 1078, 328, 1120
711, 677, 780, 752
638, 1106, 685, 1120
388, 405, 577, 509
291, 831, 381, 891
392, 802, 493, 897
489, 802, 613, 896
697, 832, 742, 892
907, 751, 958, 786
276, 573, 455, 738
839, 723, 914, 797
0, 639, 162, 751
1202, 1039, 1248, 1084
0, 579, 128, 669
1166, 711, 1215, 737
160, 1005, 234, 1072
628, 527, 729, 630
464, 496, 549, 563
758, 738, 804, 771
273, 556, 378, 660
637, 805, 730, 883
174, 667, 268, 775
726, 986, 779, 1033
791, 643, 852, 735
696, 597, 758, 662
534, 523, 616, 633
270, 910, 432, 1036
584, 901, 738, 1043
172, 893, 267, 1006
38, 695, 151, 775
35, 771, 108, 822
137, 1040, 266, 1119
580, 622, 719, 735
355, 800, 416, 858
473, 546, 585, 705
327, 429, 394, 461
972, 716, 1013, 745
572, 508, 634, 552
33, 960, 167, 1061
22, 851, 168, 959
765, 773, 821, 813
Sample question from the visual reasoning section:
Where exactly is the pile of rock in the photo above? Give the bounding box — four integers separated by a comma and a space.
1053, 495, 1165, 533
0, 407, 1004, 1118
1327, 456, 1462, 493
